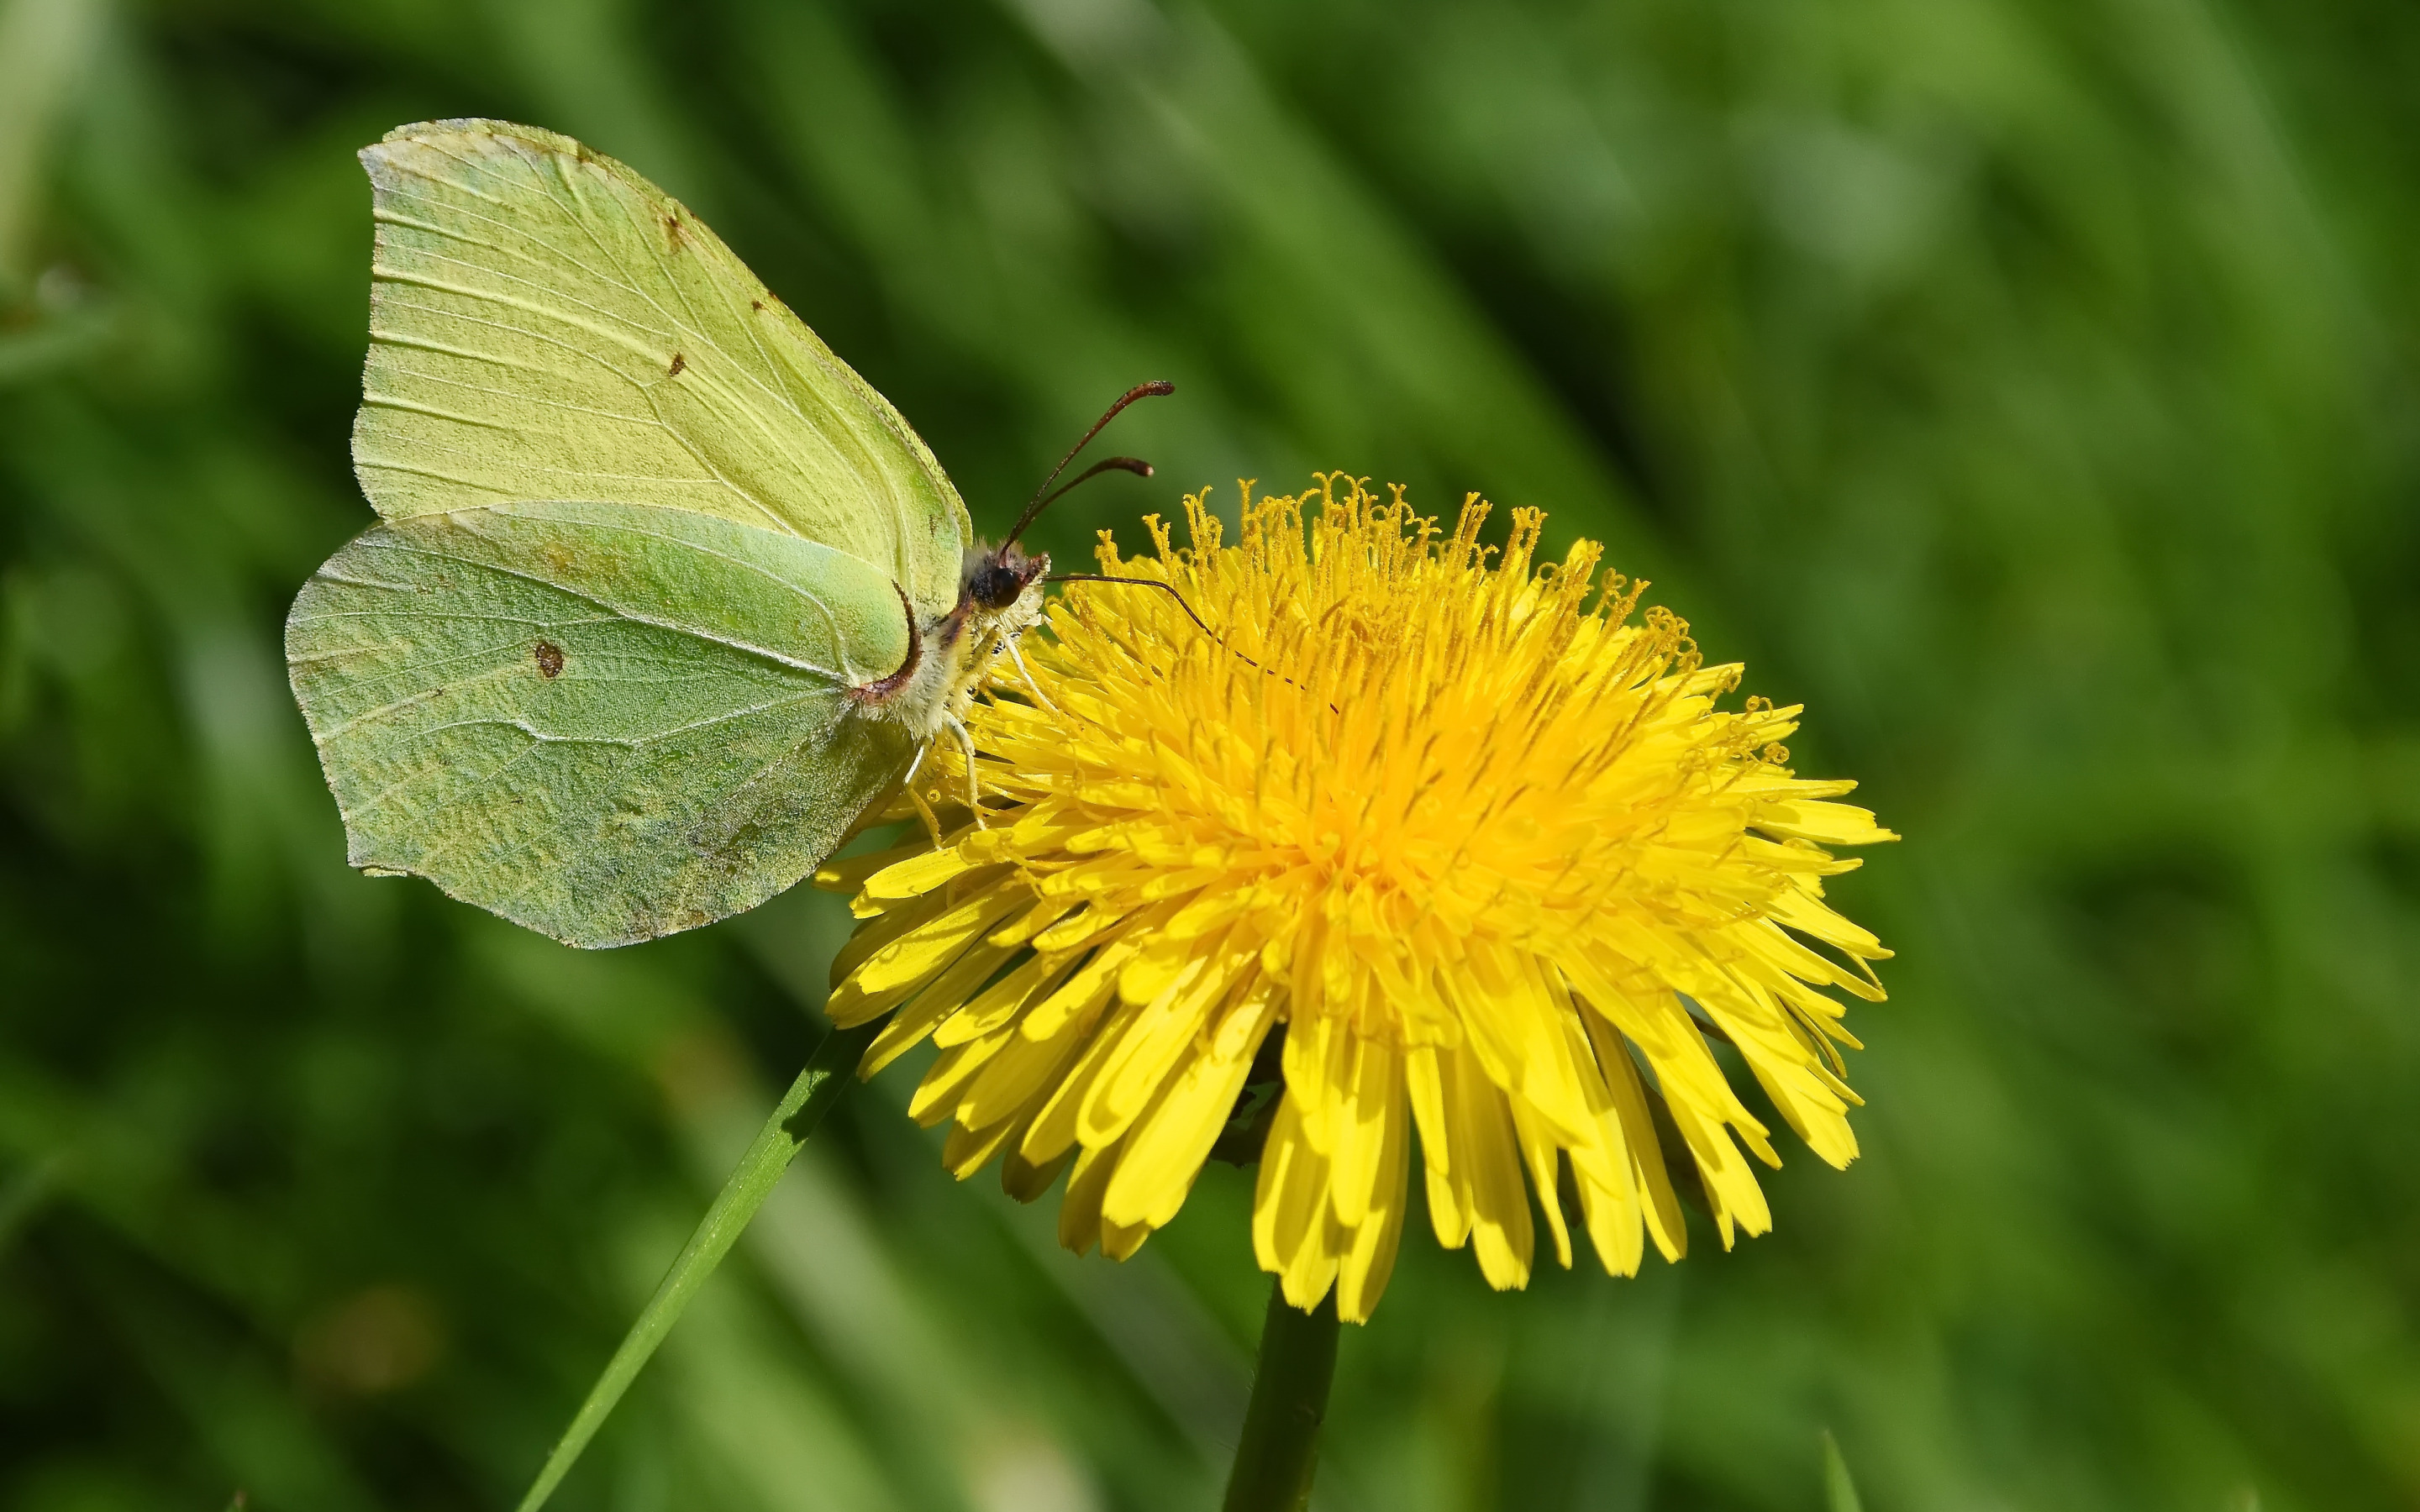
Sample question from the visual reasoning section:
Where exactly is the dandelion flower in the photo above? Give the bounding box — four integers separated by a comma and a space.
819, 475, 1894, 1322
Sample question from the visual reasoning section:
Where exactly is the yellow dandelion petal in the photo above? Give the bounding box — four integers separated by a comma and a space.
1105, 986, 1278, 1231
827, 475, 1894, 1320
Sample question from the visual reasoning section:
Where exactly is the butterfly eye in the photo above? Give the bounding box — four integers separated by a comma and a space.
973, 563, 1023, 610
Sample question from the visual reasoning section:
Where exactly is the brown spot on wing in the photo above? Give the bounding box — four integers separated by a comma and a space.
533, 641, 566, 679
668, 352, 687, 376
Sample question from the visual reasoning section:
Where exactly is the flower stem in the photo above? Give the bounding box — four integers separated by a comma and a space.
1223, 1282, 1341, 1512
513, 1020, 879, 1512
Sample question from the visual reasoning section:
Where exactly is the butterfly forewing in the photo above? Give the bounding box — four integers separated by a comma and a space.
354, 118, 968, 619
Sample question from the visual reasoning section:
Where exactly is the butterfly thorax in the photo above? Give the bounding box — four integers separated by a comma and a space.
849, 541, 1049, 738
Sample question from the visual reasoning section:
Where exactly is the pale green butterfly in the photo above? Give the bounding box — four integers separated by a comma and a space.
287, 119, 1163, 948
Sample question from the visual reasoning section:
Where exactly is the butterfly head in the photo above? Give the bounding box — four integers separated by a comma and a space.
948, 538, 1050, 700
964, 540, 1048, 614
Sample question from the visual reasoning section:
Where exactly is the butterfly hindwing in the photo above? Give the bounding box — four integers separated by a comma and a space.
287, 501, 918, 948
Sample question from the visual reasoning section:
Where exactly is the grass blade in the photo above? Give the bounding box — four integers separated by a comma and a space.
513, 1021, 879, 1512
1823, 1430, 1865, 1512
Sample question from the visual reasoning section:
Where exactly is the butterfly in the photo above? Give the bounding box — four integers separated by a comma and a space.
286, 119, 1163, 948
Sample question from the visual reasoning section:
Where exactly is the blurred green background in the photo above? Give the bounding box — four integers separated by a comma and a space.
5, 0, 2417, 1508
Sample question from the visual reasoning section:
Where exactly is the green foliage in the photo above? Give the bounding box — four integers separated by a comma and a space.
1, 0, 2412, 1509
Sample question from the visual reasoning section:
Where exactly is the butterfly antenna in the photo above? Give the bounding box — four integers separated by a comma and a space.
1035, 455, 1155, 514
1050, 573, 1215, 637
1048, 572, 1337, 711
1003, 381, 1175, 548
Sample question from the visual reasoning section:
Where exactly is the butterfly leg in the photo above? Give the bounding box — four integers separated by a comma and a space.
944, 712, 985, 828
1002, 637, 1059, 713
897, 742, 946, 848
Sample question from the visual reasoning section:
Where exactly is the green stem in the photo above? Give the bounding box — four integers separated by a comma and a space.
514, 1021, 880, 1512
1223, 1281, 1341, 1512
